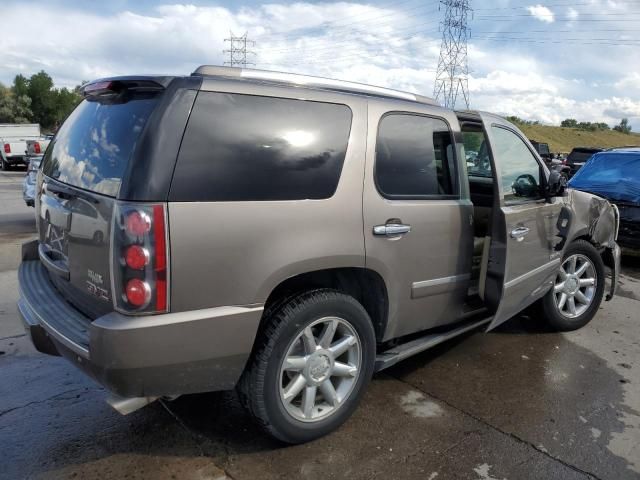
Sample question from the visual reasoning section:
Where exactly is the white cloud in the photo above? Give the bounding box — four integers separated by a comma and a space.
0, 1, 637, 128
615, 72, 640, 93
526, 4, 555, 23
566, 7, 579, 20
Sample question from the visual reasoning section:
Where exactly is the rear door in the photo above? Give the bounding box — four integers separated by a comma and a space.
478, 113, 564, 330
363, 103, 473, 340
37, 84, 161, 318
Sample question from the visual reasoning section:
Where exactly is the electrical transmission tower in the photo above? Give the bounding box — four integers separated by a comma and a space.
433, 0, 472, 109
223, 32, 256, 67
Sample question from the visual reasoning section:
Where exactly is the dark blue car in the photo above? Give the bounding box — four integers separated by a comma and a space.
569, 147, 640, 249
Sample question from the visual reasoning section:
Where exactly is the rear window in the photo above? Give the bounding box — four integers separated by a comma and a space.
169, 92, 352, 201
42, 95, 158, 197
568, 149, 599, 163
375, 113, 456, 198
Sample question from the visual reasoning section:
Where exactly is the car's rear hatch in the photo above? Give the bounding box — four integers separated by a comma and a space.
37, 79, 167, 319
567, 148, 601, 173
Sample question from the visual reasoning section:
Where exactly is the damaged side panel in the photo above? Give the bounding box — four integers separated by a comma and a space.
560, 189, 620, 300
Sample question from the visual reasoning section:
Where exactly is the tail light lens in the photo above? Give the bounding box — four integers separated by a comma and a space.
112, 202, 169, 314
33, 142, 41, 154
4, 144, 10, 154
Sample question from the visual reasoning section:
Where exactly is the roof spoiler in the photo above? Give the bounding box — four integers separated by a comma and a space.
192, 65, 438, 106
82, 76, 172, 98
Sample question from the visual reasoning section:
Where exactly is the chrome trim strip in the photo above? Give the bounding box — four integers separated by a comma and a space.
411, 273, 471, 299
504, 258, 561, 290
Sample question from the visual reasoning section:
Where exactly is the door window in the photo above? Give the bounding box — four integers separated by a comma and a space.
490, 126, 542, 202
375, 114, 456, 198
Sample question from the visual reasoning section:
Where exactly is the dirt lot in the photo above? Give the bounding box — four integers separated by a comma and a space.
1, 169, 639, 480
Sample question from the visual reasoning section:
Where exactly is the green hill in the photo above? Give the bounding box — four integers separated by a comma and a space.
517, 124, 640, 154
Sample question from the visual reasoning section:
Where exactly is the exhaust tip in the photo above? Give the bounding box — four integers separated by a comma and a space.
106, 394, 158, 415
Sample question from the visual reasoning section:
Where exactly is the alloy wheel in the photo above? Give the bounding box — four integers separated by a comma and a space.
553, 254, 597, 319
279, 316, 361, 423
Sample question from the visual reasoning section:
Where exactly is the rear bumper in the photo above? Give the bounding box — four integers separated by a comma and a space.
18, 255, 263, 397
5, 155, 26, 165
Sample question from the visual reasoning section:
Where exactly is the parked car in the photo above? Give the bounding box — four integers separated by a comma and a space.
566, 146, 604, 177
22, 155, 43, 207
26, 136, 52, 157
0, 123, 41, 170
529, 139, 570, 179
569, 147, 640, 250
18, 67, 620, 444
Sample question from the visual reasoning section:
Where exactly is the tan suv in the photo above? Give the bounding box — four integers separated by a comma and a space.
19, 66, 620, 443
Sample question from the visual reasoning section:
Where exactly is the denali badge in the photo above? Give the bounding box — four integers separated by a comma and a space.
86, 281, 109, 302
88, 269, 103, 285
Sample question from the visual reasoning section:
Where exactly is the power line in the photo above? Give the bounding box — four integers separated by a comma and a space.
434, 0, 472, 109
223, 31, 256, 67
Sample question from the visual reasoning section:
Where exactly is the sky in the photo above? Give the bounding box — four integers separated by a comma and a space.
0, 0, 639, 128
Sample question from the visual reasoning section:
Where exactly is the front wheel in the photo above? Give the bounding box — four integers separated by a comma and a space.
238, 289, 376, 444
541, 240, 605, 331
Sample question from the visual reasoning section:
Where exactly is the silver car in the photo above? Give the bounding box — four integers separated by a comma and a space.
18, 66, 620, 444
22, 155, 43, 207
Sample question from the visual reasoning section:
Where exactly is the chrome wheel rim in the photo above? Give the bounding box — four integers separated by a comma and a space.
279, 316, 361, 423
554, 254, 597, 319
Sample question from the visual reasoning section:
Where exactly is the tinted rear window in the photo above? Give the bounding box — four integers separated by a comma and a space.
42, 96, 158, 197
170, 92, 352, 201
375, 114, 456, 198
568, 149, 599, 163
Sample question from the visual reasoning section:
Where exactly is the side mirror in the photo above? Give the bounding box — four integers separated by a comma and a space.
546, 170, 567, 198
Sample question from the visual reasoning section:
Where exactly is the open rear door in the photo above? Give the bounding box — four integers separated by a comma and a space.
477, 112, 564, 330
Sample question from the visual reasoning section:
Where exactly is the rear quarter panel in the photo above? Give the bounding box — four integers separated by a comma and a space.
168, 81, 367, 311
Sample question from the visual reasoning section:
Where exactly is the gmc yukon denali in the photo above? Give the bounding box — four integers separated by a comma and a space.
18, 66, 621, 443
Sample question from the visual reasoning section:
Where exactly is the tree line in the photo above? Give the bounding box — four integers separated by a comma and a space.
0, 71, 83, 131
507, 115, 632, 134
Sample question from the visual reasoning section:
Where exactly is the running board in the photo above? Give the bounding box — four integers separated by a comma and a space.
374, 316, 493, 372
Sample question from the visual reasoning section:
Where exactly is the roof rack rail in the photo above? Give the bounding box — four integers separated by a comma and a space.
192, 65, 438, 106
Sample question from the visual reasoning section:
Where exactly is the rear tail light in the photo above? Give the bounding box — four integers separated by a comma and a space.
125, 278, 151, 307
112, 202, 169, 314
4, 144, 10, 154
33, 142, 41, 154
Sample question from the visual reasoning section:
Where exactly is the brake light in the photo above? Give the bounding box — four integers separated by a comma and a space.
33, 142, 41, 154
112, 202, 169, 314
152, 205, 168, 311
4, 144, 10, 154
83, 81, 115, 97
124, 245, 149, 270
125, 278, 151, 307
125, 211, 151, 236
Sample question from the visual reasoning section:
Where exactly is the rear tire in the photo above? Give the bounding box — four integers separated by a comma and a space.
238, 289, 376, 444
541, 240, 605, 331
1, 158, 9, 171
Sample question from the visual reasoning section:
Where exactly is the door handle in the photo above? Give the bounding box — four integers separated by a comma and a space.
373, 223, 411, 236
510, 226, 530, 242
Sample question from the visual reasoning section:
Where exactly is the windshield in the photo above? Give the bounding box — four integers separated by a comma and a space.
42, 95, 158, 197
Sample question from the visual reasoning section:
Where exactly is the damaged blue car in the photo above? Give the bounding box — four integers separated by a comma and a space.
569, 147, 640, 250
